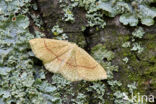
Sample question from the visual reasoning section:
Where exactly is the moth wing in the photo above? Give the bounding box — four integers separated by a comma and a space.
76, 47, 107, 81
30, 38, 107, 81
59, 48, 82, 81
29, 38, 71, 73
44, 48, 72, 73
29, 38, 69, 63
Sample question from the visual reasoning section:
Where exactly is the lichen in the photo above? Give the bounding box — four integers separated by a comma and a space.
132, 27, 145, 39
122, 57, 129, 63
119, 13, 138, 26
59, 0, 76, 22
0, 0, 155, 103
51, 24, 69, 40
51, 25, 63, 36
0, 0, 31, 16
0, 15, 61, 104
63, 7, 75, 22
62, 0, 156, 27
131, 43, 144, 54
122, 41, 131, 48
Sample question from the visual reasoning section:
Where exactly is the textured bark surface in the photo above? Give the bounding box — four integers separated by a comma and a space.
35, 0, 156, 102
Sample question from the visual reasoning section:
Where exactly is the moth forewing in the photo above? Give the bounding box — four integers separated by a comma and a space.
29, 38, 107, 81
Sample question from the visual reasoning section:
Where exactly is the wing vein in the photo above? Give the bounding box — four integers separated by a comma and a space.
44, 40, 97, 69
44, 40, 69, 62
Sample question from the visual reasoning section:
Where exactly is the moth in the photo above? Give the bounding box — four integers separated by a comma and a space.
29, 38, 107, 81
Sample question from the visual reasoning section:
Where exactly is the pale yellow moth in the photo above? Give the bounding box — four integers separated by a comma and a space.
29, 38, 107, 81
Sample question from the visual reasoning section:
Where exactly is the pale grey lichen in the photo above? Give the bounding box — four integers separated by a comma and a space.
71, 93, 87, 104
91, 44, 118, 79
122, 57, 129, 63
86, 12, 106, 28
87, 82, 106, 103
0, 15, 61, 104
113, 82, 141, 104
1, 0, 155, 104
119, 13, 138, 26
52, 25, 68, 40
115, 1, 132, 14
0, 67, 12, 75
30, 14, 43, 27
127, 82, 137, 93
113, 91, 131, 104
138, 5, 156, 26
122, 27, 145, 55
107, 80, 122, 88
51, 25, 63, 36
63, 7, 75, 22
132, 27, 145, 38
131, 43, 144, 54
113, 82, 139, 104
0, 6, 122, 103
51, 74, 71, 87
122, 41, 131, 48
91, 44, 115, 62
0, 0, 31, 16
58, 0, 156, 27
59, 0, 76, 22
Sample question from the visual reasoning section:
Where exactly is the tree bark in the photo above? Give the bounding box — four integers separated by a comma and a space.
34, 0, 156, 102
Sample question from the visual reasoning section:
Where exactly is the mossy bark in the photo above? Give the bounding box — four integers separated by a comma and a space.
34, 0, 156, 103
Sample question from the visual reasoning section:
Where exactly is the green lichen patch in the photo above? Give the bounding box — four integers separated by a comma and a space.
0, 0, 31, 16
119, 13, 138, 26
51, 25, 63, 36
0, 0, 155, 104
58, 0, 156, 27
132, 27, 145, 39
0, 14, 61, 104
93, 30, 155, 103
113, 33, 155, 97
